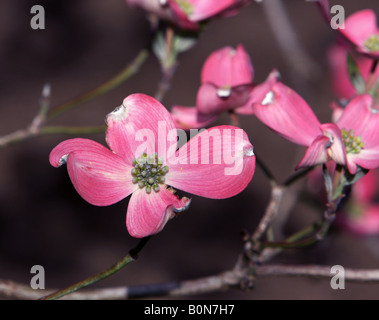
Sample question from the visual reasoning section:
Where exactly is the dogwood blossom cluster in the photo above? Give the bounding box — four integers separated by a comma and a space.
171, 43, 379, 176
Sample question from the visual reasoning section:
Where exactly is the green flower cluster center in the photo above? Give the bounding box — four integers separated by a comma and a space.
131, 153, 169, 193
173, 0, 194, 16
341, 128, 364, 154
364, 34, 379, 52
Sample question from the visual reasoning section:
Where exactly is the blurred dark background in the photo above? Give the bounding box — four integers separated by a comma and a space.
1, 0, 379, 300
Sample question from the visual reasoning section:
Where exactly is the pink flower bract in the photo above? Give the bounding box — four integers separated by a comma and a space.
251, 70, 321, 147
50, 93, 256, 238
171, 44, 254, 129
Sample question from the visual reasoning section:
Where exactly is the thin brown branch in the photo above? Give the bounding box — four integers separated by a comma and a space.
0, 128, 39, 148
0, 50, 148, 149
256, 264, 379, 282
0, 280, 128, 300
251, 185, 285, 242
0, 266, 248, 300
3, 263, 379, 300
0, 84, 50, 148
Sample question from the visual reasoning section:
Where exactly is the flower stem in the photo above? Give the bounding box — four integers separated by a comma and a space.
155, 28, 177, 102
255, 220, 324, 263
284, 166, 316, 187
229, 111, 240, 127
47, 49, 149, 120
39, 236, 151, 300
260, 218, 329, 250
254, 152, 277, 186
260, 196, 337, 250
165, 27, 174, 62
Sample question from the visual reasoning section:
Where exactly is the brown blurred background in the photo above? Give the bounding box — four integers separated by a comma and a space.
1, 0, 379, 300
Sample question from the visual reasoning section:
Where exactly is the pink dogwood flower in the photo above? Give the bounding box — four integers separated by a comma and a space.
339, 9, 379, 59
314, 1, 379, 59
330, 94, 379, 174
171, 44, 254, 129
49, 93, 256, 238
126, 0, 250, 30
251, 74, 379, 174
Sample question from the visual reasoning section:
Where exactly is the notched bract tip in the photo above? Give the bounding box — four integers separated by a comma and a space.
262, 90, 275, 106
217, 87, 232, 98
105, 104, 128, 124
166, 187, 192, 214
58, 154, 68, 167
172, 197, 192, 214
270, 69, 281, 80
243, 146, 255, 157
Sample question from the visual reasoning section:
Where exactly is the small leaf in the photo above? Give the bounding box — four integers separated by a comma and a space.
173, 32, 198, 53
347, 53, 366, 94
342, 166, 369, 186
152, 31, 167, 65
153, 29, 198, 70
331, 166, 368, 201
